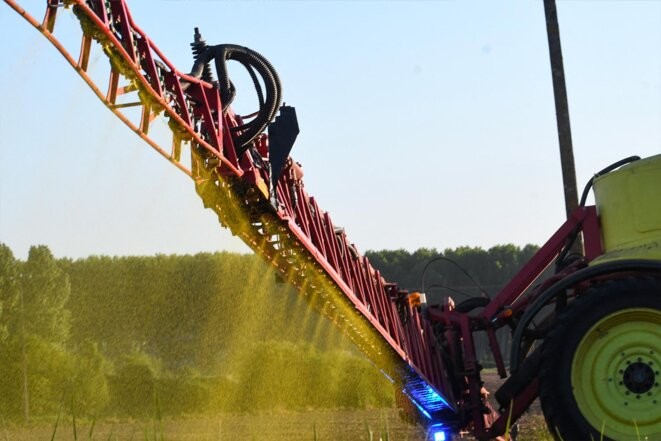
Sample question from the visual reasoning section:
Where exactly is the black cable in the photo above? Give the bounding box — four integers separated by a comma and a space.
555, 155, 641, 271
420, 256, 489, 299
578, 155, 640, 207
425, 283, 476, 300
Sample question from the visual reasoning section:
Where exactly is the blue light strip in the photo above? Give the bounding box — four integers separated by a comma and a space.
402, 389, 432, 420
403, 367, 454, 416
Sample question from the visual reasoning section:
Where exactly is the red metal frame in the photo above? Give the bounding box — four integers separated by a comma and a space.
480, 205, 601, 320
427, 205, 602, 438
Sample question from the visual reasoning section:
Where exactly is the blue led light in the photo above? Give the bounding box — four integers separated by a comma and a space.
428, 424, 449, 441
433, 430, 446, 441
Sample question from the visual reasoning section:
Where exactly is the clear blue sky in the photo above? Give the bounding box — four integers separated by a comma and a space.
1, 1, 659, 260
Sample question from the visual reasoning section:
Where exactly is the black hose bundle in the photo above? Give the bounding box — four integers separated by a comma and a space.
188, 30, 282, 155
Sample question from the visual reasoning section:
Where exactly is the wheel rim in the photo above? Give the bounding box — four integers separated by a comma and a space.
571, 307, 661, 440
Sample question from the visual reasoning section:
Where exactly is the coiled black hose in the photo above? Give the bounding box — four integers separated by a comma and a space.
188, 39, 282, 155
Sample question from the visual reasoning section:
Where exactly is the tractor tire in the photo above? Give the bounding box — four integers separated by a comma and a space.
539, 276, 661, 441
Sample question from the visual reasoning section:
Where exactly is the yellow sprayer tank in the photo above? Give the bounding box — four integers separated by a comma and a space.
592, 154, 661, 263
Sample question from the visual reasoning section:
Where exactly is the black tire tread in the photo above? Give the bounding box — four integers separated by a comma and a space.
538, 275, 661, 441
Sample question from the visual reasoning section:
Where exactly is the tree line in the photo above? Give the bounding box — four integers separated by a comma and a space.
0, 242, 538, 422
366, 244, 539, 299
0, 244, 392, 422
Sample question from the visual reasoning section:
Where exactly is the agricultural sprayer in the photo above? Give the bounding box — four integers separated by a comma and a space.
4, 1, 660, 439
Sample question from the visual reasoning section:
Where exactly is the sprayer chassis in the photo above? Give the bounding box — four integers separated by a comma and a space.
426, 205, 601, 437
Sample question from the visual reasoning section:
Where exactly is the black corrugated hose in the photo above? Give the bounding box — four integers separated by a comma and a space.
188, 40, 282, 156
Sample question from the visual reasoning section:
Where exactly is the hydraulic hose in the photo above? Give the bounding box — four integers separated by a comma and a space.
555, 156, 641, 270
578, 155, 640, 207
188, 41, 282, 155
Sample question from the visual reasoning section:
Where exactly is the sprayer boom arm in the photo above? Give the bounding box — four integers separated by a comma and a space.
4, 0, 457, 429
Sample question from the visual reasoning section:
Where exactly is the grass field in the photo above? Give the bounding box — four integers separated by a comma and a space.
505, 408, 553, 441
2, 409, 424, 441
0, 372, 553, 440
1, 406, 553, 440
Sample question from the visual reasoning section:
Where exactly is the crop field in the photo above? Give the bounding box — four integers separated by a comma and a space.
1, 407, 552, 441
1, 371, 551, 440
2, 409, 422, 441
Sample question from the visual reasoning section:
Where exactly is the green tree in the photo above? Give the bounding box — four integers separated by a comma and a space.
70, 340, 112, 416
109, 350, 161, 417
20, 246, 71, 344
17, 246, 71, 421
0, 243, 19, 344
0, 244, 21, 418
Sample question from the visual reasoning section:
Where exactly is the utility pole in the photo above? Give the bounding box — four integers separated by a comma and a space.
544, 1, 579, 215
544, 0, 583, 251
